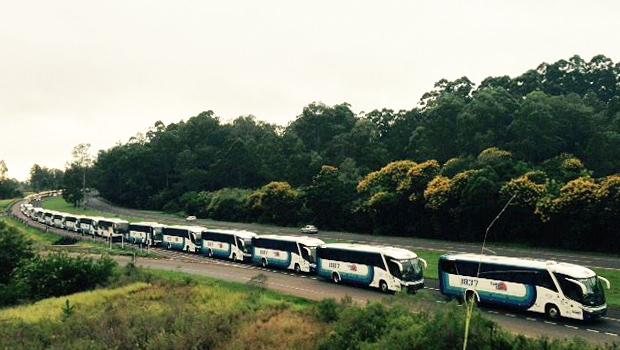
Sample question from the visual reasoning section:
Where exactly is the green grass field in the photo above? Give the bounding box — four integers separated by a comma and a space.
0, 267, 324, 350
42, 196, 138, 222
0, 198, 20, 212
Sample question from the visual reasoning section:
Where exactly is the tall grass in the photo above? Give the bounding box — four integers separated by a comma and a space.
0, 282, 149, 323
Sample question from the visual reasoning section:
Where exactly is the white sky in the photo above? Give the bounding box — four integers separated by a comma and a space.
1, 0, 619, 181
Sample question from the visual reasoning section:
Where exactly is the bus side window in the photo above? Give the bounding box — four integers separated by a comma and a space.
386, 259, 401, 277
455, 261, 478, 277
536, 272, 557, 292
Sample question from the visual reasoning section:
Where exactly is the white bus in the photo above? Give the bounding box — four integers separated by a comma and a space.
161, 225, 203, 253
32, 208, 45, 223
316, 243, 427, 293
438, 253, 610, 320
24, 204, 34, 218
97, 218, 129, 240
43, 210, 55, 226
52, 213, 65, 228
62, 215, 80, 231
251, 235, 324, 273
127, 222, 164, 246
200, 229, 256, 262
76, 216, 101, 235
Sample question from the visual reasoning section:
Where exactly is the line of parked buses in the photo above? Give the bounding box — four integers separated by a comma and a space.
19, 192, 610, 321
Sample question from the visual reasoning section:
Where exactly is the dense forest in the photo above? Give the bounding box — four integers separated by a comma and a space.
91, 55, 620, 253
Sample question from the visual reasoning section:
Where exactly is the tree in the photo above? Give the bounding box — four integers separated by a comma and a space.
305, 166, 356, 229
62, 164, 86, 207
248, 182, 302, 226
61, 144, 94, 207
29, 164, 63, 191
0, 161, 22, 199
0, 160, 7, 180
0, 220, 34, 284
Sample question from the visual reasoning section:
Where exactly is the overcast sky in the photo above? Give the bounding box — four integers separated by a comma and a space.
1, 0, 619, 181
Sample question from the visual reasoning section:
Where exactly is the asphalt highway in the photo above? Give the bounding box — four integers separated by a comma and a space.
11, 199, 620, 345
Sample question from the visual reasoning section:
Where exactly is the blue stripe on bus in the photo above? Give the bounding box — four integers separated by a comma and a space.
316, 258, 375, 285
251, 247, 292, 269
440, 272, 537, 309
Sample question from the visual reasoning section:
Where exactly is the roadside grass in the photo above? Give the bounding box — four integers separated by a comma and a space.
145, 269, 314, 312
593, 268, 619, 309
0, 217, 58, 245
0, 198, 20, 212
0, 282, 150, 323
42, 196, 138, 222
0, 266, 325, 350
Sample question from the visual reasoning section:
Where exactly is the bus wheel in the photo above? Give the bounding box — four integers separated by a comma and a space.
232, 253, 237, 261
208, 249, 214, 257
465, 291, 478, 306
379, 280, 389, 293
294, 264, 301, 274
545, 304, 561, 320
167, 243, 171, 250
261, 258, 268, 268
332, 272, 341, 284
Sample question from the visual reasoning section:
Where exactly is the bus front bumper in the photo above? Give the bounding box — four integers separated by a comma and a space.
582, 304, 607, 320
402, 279, 425, 293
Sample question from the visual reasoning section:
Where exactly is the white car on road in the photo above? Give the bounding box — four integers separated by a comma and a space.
300, 225, 319, 234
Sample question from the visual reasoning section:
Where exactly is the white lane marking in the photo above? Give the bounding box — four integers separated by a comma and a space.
426, 287, 439, 291
564, 325, 579, 330
544, 321, 556, 325
435, 300, 446, 304
505, 314, 516, 318
603, 316, 620, 322
487, 310, 499, 314
605, 332, 618, 337
586, 329, 600, 333
525, 317, 537, 321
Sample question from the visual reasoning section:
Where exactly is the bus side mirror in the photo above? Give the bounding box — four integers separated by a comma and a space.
302, 247, 311, 256
419, 258, 428, 270
566, 278, 588, 295
598, 276, 611, 290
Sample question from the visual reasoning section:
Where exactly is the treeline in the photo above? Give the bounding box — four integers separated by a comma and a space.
92, 55, 620, 252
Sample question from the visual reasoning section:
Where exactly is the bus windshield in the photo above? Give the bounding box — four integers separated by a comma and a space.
556, 274, 606, 306
189, 232, 198, 244
300, 244, 317, 263
387, 257, 423, 281
237, 237, 253, 253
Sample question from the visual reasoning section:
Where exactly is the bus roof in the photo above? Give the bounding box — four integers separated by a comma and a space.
442, 253, 596, 279
257, 234, 324, 246
205, 228, 257, 239
320, 243, 418, 260
98, 218, 129, 224
131, 221, 164, 227
164, 224, 206, 232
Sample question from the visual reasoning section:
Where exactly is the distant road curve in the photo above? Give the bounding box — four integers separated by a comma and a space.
10, 198, 620, 344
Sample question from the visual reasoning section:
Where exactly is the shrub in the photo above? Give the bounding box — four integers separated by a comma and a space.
12, 253, 117, 301
0, 220, 34, 284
